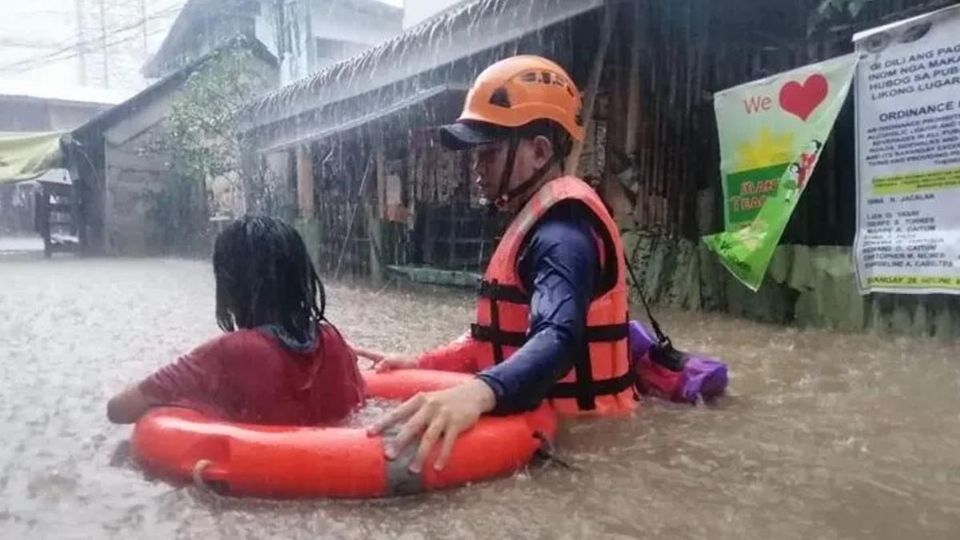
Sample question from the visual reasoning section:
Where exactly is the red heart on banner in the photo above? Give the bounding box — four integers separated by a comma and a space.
778, 74, 829, 121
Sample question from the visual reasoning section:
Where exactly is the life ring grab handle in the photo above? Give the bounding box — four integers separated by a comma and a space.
191, 458, 233, 494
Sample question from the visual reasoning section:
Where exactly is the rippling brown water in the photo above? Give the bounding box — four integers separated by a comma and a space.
1, 256, 959, 539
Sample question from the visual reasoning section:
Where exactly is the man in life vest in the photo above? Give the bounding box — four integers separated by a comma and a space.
366, 55, 634, 473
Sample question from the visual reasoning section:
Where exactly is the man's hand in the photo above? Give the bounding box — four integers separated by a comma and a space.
367, 379, 496, 473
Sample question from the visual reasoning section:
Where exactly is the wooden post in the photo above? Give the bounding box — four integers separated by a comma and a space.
624, 0, 642, 156
334, 154, 374, 279
369, 139, 386, 286
34, 185, 52, 258
423, 209, 436, 266
61, 135, 87, 254
566, 0, 614, 177
296, 145, 315, 219
447, 201, 457, 269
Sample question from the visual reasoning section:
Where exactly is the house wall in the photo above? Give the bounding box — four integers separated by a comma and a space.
151, 12, 257, 78
261, 149, 298, 219
95, 50, 277, 255
274, 0, 402, 84
100, 87, 178, 256
309, 1, 400, 46
103, 136, 171, 255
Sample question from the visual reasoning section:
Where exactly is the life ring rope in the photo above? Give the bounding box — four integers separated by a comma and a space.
191, 459, 213, 489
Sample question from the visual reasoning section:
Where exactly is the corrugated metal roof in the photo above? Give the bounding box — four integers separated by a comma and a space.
259, 83, 469, 152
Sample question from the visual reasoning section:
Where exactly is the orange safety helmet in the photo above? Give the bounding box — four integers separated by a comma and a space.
440, 55, 584, 149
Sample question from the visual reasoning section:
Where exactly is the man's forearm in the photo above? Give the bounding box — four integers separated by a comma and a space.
477, 323, 578, 414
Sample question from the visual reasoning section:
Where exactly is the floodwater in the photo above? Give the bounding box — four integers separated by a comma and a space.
1, 254, 959, 540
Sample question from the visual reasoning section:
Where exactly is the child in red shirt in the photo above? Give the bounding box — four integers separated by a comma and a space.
107, 216, 365, 426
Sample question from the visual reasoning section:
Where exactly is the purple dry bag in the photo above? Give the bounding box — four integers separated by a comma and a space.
629, 320, 728, 404
623, 248, 729, 404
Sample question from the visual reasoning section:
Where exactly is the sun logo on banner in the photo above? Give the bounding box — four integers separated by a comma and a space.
734, 127, 794, 172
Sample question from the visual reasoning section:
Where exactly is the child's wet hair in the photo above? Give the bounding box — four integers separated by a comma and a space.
213, 215, 325, 342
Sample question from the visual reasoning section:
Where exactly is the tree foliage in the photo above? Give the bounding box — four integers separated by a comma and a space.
148, 43, 271, 254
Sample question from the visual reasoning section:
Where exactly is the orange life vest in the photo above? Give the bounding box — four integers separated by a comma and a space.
471, 176, 635, 416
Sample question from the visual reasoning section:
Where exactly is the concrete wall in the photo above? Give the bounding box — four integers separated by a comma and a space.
622, 231, 960, 339
271, 0, 402, 84
150, 1, 400, 88
310, 1, 401, 46
273, 0, 311, 84
254, 0, 281, 59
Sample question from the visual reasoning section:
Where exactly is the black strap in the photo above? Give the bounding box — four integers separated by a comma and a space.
548, 370, 636, 400
623, 251, 670, 347
487, 279, 506, 364
477, 279, 529, 304
493, 134, 520, 210
570, 342, 596, 410
494, 131, 562, 211
471, 322, 628, 347
649, 341, 688, 372
472, 317, 629, 410
502, 128, 568, 205
623, 248, 688, 373
501, 159, 552, 206
584, 322, 629, 342
470, 323, 527, 348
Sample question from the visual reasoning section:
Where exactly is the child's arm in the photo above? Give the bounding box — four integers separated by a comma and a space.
107, 386, 162, 424
106, 335, 229, 424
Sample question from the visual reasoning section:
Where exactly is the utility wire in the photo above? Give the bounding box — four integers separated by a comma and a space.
0, 4, 183, 74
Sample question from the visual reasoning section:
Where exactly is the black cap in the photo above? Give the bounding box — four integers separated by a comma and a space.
439, 120, 510, 150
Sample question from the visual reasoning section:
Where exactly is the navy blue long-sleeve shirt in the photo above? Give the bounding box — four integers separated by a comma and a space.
476, 201, 602, 414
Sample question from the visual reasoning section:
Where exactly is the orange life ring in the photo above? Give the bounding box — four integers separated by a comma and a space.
131, 369, 557, 498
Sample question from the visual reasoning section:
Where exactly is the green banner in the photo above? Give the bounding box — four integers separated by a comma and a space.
0, 131, 64, 185
703, 54, 859, 291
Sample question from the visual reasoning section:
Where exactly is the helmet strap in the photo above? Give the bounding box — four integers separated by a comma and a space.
495, 133, 564, 212
501, 161, 551, 207
493, 133, 520, 211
